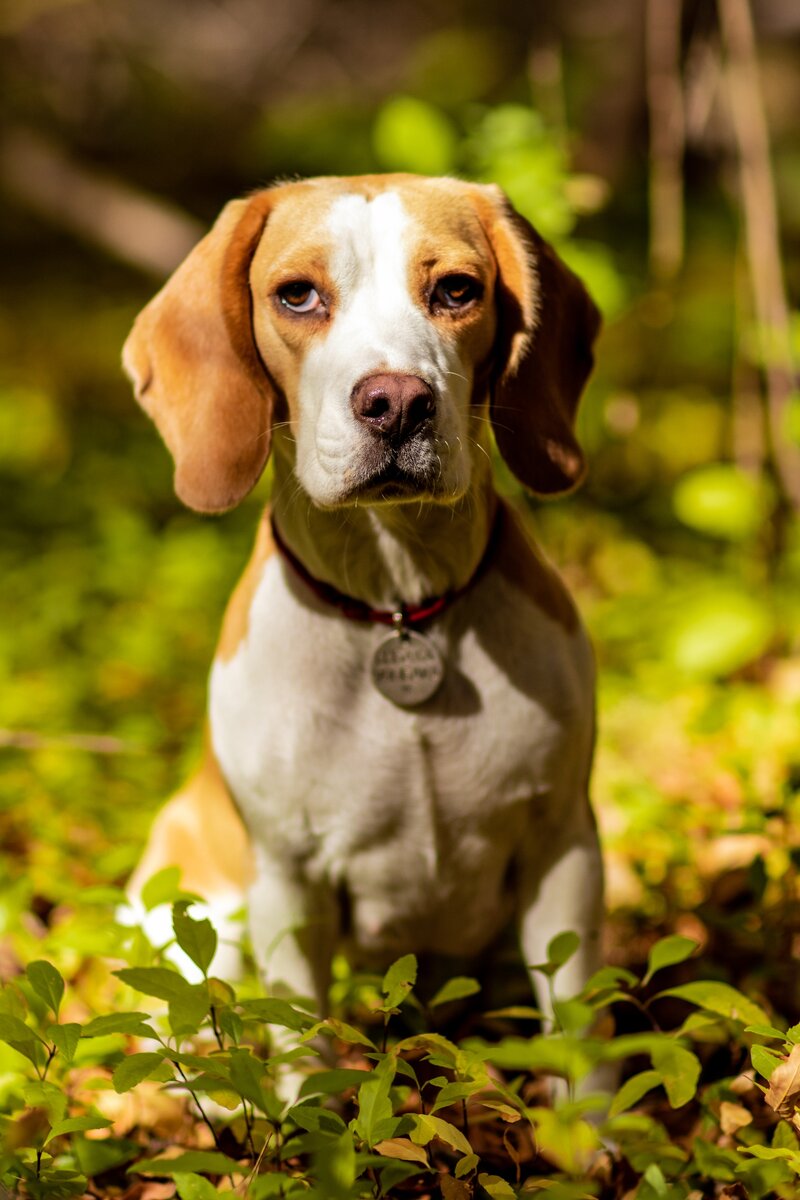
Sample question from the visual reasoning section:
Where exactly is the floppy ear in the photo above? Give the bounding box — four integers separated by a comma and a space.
123, 191, 276, 512
477, 188, 601, 496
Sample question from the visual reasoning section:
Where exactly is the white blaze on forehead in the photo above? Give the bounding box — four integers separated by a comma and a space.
293, 188, 473, 505
327, 191, 410, 313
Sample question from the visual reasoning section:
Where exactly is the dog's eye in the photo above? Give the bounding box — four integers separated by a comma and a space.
432, 274, 482, 311
277, 282, 322, 313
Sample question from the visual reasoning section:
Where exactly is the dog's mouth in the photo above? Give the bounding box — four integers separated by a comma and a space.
360, 460, 427, 499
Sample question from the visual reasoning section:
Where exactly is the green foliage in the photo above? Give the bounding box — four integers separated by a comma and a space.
0, 922, 793, 1197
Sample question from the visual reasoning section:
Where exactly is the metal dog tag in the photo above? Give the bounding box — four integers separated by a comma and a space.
371, 620, 444, 707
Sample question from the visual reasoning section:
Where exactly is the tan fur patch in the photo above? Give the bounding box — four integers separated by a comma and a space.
128, 744, 253, 898
216, 514, 275, 664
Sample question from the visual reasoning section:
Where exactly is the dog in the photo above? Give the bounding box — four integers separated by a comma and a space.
123, 173, 603, 1031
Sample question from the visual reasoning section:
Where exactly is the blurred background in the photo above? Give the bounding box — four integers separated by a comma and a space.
1, 0, 799, 1003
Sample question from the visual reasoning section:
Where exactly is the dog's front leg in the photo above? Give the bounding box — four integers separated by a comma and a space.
248, 849, 338, 1100
248, 849, 337, 1008
515, 803, 604, 1019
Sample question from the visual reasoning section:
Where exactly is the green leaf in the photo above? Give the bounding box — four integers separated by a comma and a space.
131, 1151, 242, 1177
141, 866, 182, 911
429, 1081, 480, 1114
287, 1104, 347, 1134
530, 932, 581, 978
429, 977, 481, 1008
304, 1017, 378, 1050
112, 1051, 168, 1093
650, 1042, 701, 1108
455, 1153, 479, 1178
298, 1068, 374, 1098
218, 1008, 244, 1045
382, 954, 417, 1011
27, 961, 65, 1018
228, 1049, 267, 1111
81, 1013, 158, 1038
609, 1069, 662, 1117
740, 1144, 800, 1167
642, 1162, 668, 1196
311, 1128, 356, 1199
657, 981, 770, 1028
0, 1012, 44, 1048
692, 1136, 739, 1183
642, 936, 698, 986
47, 1023, 82, 1063
174, 1173, 221, 1200
548, 931, 581, 967
477, 1172, 517, 1198
45, 1116, 112, 1145
752, 1044, 784, 1080
72, 1136, 138, 1177
24, 1079, 67, 1123
115, 966, 197, 1004
475, 1034, 595, 1082
774, 1121, 800, 1152
744, 1023, 788, 1041
238, 998, 317, 1031
168, 984, 210, 1037
354, 1057, 396, 1148
410, 1113, 472, 1156
173, 902, 217, 977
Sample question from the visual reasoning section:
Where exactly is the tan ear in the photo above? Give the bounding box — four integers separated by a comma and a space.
476, 188, 601, 496
123, 191, 275, 512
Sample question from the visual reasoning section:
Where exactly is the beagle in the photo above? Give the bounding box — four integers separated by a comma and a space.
123, 174, 603, 1025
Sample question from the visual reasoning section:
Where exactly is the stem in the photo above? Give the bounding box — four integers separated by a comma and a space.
41, 1044, 58, 1081
718, 0, 800, 513
173, 1061, 223, 1151
242, 1099, 257, 1162
461, 1097, 470, 1142
209, 1004, 225, 1052
631, 992, 664, 1034
646, 0, 686, 278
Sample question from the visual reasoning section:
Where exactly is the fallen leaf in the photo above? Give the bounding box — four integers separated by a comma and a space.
765, 1044, 800, 1117
441, 1177, 472, 1199
719, 1101, 753, 1134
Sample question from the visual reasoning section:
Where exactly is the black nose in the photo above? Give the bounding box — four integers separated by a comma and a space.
351, 373, 435, 443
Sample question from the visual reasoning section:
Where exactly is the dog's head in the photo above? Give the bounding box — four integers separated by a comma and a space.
123, 175, 600, 512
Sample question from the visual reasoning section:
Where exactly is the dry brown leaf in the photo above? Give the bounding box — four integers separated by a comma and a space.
373, 1137, 429, 1166
765, 1043, 800, 1117
719, 1101, 753, 1134
95, 1080, 189, 1137
441, 1177, 472, 1200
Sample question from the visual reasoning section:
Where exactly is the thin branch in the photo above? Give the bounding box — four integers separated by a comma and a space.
0, 729, 140, 754
646, 0, 686, 279
0, 126, 203, 278
718, 0, 800, 511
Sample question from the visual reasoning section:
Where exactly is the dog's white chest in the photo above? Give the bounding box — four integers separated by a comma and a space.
209, 555, 591, 955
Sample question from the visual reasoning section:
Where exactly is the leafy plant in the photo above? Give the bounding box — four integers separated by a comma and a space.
1, 909, 797, 1198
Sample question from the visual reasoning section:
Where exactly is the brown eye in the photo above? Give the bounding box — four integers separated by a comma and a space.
277, 281, 322, 313
431, 274, 482, 311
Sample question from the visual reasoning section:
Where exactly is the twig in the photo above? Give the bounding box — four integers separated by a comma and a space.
717, 0, 800, 513
173, 1061, 224, 1152
645, 0, 686, 279
0, 729, 141, 755
0, 126, 203, 278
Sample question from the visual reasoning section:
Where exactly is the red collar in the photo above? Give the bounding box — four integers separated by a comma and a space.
270, 506, 503, 628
